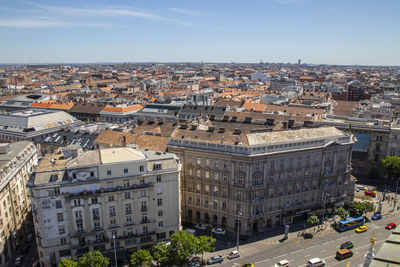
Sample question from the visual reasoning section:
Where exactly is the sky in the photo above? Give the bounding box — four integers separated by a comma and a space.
0, 0, 399, 65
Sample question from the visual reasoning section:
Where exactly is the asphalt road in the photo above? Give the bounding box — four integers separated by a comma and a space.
215, 214, 399, 267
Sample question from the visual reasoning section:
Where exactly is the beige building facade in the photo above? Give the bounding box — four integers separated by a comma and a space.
29, 147, 181, 267
0, 141, 38, 266
168, 126, 354, 235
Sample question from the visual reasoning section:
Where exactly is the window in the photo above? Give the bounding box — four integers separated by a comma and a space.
196, 169, 201, 177
140, 190, 146, 197
108, 195, 114, 202
143, 226, 148, 233
156, 175, 162, 182
124, 168, 128, 174
158, 221, 163, 228
60, 238, 66, 245
197, 157, 201, 165
157, 199, 163, 206
90, 171, 95, 177
92, 208, 100, 219
140, 166, 144, 172
72, 173, 77, 179
223, 173, 228, 182
205, 171, 210, 179
158, 210, 163, 217
56, 200, 62, 209
125, 204, 132, 214
75, 210, 82, 219
57, 213, 64, 222
109, 206, 116, 217
110, 218, 116, 226
223, 161, 227, 169
58, 225, 65, 235
107, 182, 113, 189
91, 197, 98, 204
255, 163, 260, 171
54, 188, 60, 195
124, 192, 131, 199
206, 159, 210, 166
154, 162, 162, 170
73, 199, 80, 206
157, 187, 162, 195
126, 216, 132, 223
107, 170, 112, 176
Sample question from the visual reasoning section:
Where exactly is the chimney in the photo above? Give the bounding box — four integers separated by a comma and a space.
122, 135, 127, 147
97, 143, 102, 164
63, 135, 67, 147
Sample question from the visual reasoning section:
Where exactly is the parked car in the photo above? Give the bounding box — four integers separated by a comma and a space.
14, 255, 24, 266
306, 258, 326, 267
340, 241, 354, 249
355, 225, 368, 233
185, 228, 197, 235
274, 259, 289, 267
227, 250, 240, 259
239, 264, 254, 267
191, 256, 206, 266
207, 255, 223, 265
303, 233, 313, 239
386, 222, 397, 229
364, 189, 376, 197
195, 224, 207, 230
371, 212, 382, 220
211, 228, 226, 235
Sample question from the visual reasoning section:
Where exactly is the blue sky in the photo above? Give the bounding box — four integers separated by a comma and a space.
0, 0, 399, 65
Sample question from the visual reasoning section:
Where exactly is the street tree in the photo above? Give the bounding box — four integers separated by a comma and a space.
348, 201, 365, 217
153, 241, 170, 266
130, 250, 153, 267
58, 258, 77, 267
77, 251, 109, 267
362, 201, 375, 214
381, 156, 400, 181
168, 230, 198, 266
336, 207, 349, 219
307, 215, 320, 232
195, 235, 216, 261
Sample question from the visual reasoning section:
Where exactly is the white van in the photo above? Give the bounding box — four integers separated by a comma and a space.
306, 258, 325, 267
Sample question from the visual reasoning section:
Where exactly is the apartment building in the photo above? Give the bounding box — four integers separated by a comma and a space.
29, 147, 181, 267
168, 125, 354, 235
0, 141, 38, 266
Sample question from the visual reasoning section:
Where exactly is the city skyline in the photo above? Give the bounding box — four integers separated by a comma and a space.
0, 0, 399, 65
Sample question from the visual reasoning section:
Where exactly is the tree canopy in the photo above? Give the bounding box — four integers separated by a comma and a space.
336, 207, 349, 219
381, 156, 400, 180
307, 215, 320, 226
59, 251, 109, 267
130, 249, 153, 267
348, 201, 375, 217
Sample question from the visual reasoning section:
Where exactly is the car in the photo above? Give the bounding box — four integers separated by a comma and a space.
336, 249, 353, 260
227, 250, 240, 259
207, 255, 223, 265
14, 255, 24, 266
386, 222, 397, 229
303, 233, 313, 239
195, 224, 207, 230
211, 228, 226, 235
371, 212, 382, 220
239, 264, 254, 267
306, 257, 326, 267
185, 228, 197, 235
274, 259, 289, 267
355, 225, 368, 233
190, 256, 206, 267
340, 241, 354, 249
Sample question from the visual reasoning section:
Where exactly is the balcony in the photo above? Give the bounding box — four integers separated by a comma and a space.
92, 215, 100, 220
139, 219, 155, 225
141, 207, 148, 212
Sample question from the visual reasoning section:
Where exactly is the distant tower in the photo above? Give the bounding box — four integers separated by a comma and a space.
298, 59, 301, 65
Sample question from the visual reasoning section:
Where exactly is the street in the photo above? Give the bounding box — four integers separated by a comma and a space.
209, 213, 398, 267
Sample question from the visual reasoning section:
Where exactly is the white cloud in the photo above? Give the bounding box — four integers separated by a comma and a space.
0, 18, 110, 28
168, 8, 203, 16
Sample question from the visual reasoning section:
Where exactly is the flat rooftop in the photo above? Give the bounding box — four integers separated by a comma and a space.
247, 126, 345, 146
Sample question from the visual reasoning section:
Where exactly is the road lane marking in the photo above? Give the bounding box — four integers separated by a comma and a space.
271, 254, 287, 260
255, 258, 270, 264
305, 254, 311, 258
307, 245, 319, 250
320, 249, 326, 253
290, 249, 304, 254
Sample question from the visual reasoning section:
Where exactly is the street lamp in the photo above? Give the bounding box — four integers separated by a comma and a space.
112, 234, 117, 267
236, 211, 242, 251
322, 192, 330, 228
